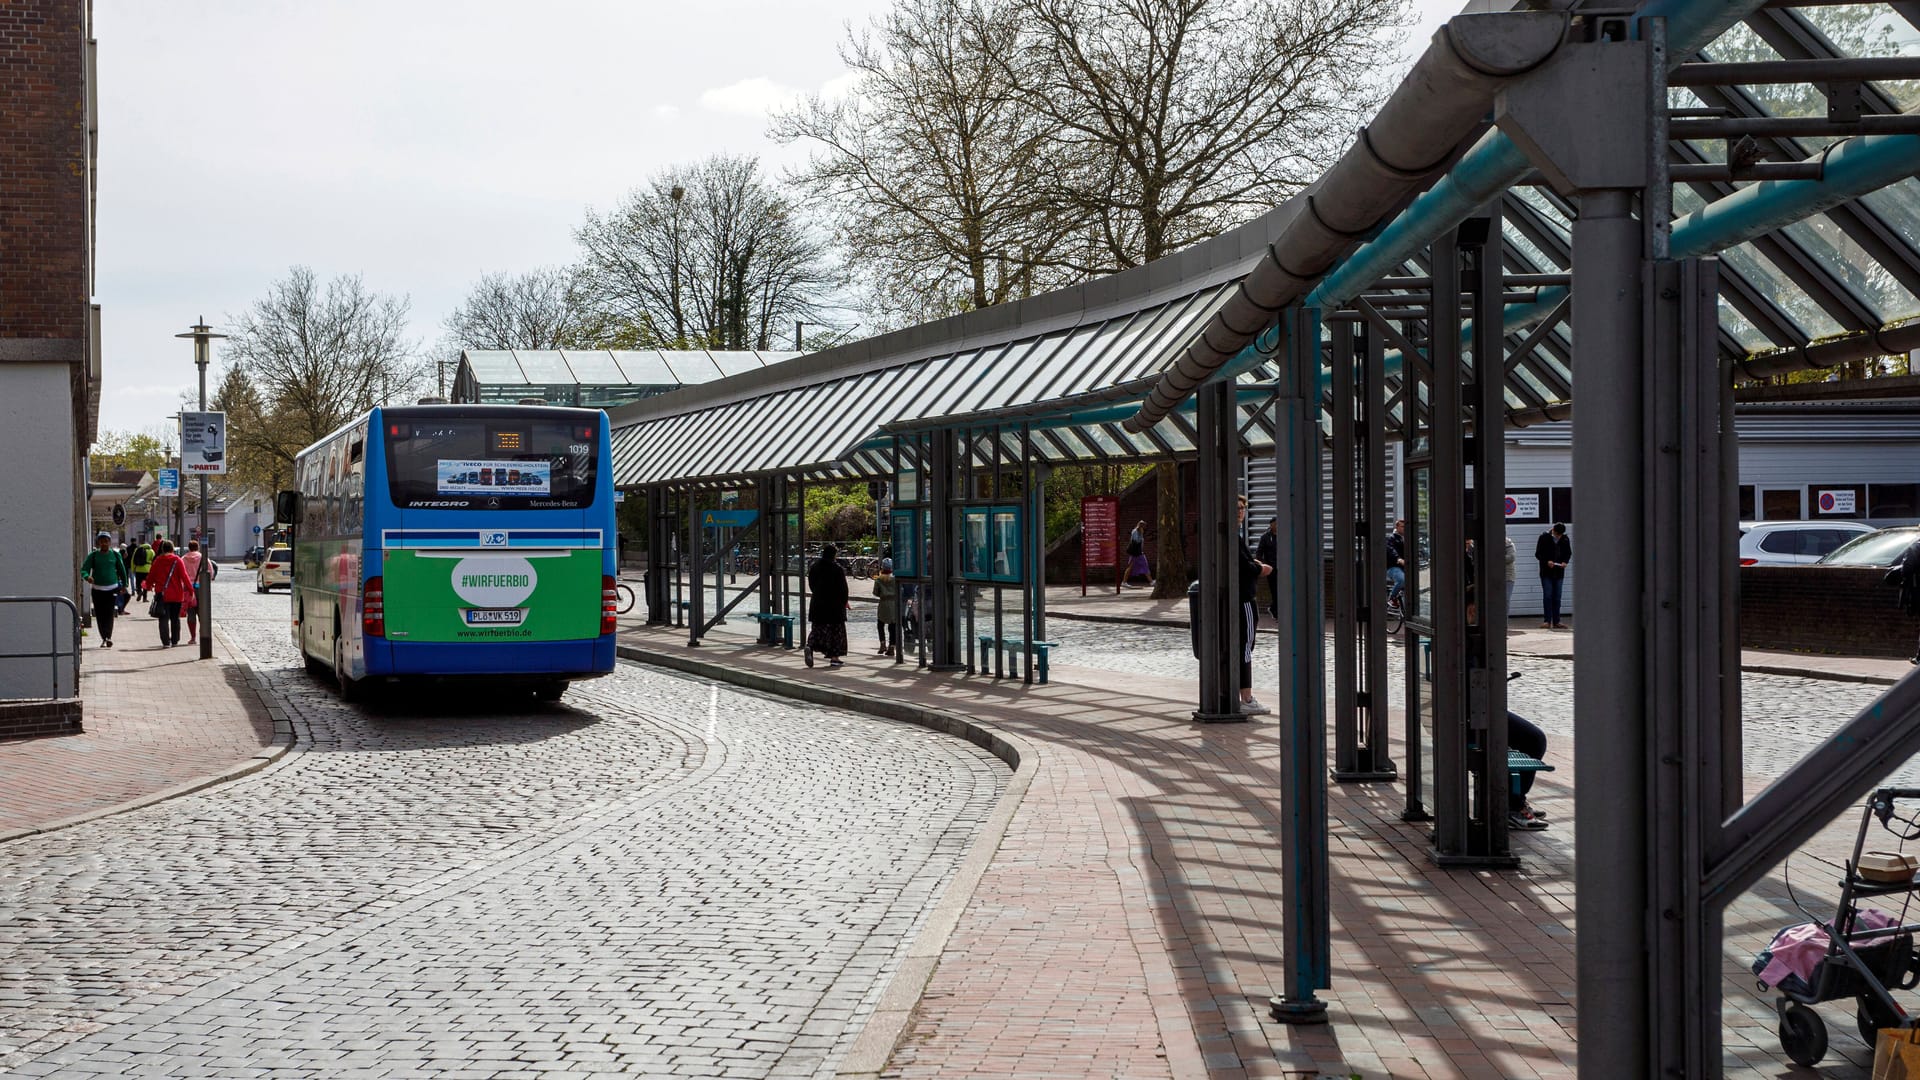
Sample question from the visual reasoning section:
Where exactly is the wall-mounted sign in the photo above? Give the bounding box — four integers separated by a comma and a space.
1504, 492, 1541, 519
1817, 489, 1857, 514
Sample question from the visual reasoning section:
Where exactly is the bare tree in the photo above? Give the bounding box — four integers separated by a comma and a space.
1009, 0, 1407, 268
443, 267, 591, 351
573, 154, 841, 349
219, 267, 420, 482
773, 0, 1084, 326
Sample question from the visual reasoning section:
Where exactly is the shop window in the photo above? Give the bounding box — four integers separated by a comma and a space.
1870, 483, 1920, 520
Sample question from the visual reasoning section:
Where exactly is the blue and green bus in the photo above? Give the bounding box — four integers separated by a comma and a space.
278, 404, 618, 702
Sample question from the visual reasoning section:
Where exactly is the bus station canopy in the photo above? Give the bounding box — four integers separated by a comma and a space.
608, 0, 1920, 490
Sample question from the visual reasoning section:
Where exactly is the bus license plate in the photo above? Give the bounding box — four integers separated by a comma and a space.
465, 608, 526, 625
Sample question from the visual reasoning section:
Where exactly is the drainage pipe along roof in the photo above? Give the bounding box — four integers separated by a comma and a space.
1124, 9, 1570, 432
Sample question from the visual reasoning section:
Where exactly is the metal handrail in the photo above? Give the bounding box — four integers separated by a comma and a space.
0, 596, 81, 702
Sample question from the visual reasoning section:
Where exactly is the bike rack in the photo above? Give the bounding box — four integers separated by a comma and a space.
0, 595, 82, 701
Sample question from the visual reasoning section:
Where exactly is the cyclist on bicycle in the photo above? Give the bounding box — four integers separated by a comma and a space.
1385, 518, 1409, 607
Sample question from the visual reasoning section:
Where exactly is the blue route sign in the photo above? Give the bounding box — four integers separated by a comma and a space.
700, 509, 758, 529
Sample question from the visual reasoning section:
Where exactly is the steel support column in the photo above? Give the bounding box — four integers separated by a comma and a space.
928, 433, 963, 671
1271, 307, 1331, 1022
645, 483, 672, 624
1194, 378, 1243, 723
1572, 188, 1651, 1073
686, 491, 702, 646
1333, 318, 1396, 781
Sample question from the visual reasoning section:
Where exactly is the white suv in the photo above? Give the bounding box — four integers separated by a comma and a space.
1737, 520, 1876, 566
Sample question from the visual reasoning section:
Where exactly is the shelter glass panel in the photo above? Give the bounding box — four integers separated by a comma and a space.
562, 351, 628, 386
464, 351, 528, 386
612, 351, 677, 387
663, 353, 725, 384
514, 351, 576, 386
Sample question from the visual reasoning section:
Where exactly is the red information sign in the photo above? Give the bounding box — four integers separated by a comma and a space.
1081, 496, 1120, 595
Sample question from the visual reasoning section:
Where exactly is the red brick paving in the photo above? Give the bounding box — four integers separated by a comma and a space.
0, 626, 275, 835
621, 617, 1908, 1079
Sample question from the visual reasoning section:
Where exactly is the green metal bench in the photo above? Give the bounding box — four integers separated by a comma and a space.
1507, 748, 1553, 797
976, 635, 1060, 683
748, 611, 796, 648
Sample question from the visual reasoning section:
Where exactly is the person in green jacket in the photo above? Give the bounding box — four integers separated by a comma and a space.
81, 531, 130, 648
131, 539, 155, 601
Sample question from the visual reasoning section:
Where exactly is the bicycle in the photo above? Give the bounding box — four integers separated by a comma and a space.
1383, 582, 1406, 634
615, 580, 637, 615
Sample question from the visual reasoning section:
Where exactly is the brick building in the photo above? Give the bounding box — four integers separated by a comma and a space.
0, 0, 98, 700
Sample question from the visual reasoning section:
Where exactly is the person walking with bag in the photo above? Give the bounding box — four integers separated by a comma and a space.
1123, 521, 1151, 588
80, 532, 129, 648
1235, 496, 1273, 715
804, 544, 850, 669
131, 538, 155, 601
147, 540, 192, 648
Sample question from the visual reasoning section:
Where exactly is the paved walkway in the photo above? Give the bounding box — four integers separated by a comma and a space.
0, 610, 281, 839
619, 605, 1917, 1078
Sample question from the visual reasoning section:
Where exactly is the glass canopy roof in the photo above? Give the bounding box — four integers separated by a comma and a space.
610, 0, 1920, 488
452, 349, 799, 409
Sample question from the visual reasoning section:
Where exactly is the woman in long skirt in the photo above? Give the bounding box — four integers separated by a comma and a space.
805, 544, 850, 668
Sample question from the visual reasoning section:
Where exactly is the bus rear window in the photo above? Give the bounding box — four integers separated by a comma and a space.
385, 416, 598, 510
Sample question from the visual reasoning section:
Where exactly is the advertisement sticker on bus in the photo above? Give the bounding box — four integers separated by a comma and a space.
436, 460, 552, 495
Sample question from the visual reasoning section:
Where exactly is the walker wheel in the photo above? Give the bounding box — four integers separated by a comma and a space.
1781, 1002, 1827, 1066
1859, 998, 1900, 1046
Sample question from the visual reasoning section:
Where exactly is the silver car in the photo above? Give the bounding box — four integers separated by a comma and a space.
1737, 520, 1877, 567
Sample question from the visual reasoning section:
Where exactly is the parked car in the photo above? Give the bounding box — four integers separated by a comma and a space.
1815, 526, 1920, 568
1737, 520, 1877, 566
256, 546, 293, 592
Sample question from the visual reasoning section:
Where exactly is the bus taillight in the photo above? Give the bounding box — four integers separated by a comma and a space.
602, 575, 618, 635
363, 576, 385, 637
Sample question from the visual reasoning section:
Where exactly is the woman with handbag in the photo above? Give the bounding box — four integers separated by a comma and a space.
146, 540, 192, 648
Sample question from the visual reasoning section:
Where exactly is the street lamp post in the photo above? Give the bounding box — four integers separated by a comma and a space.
178, 318, 227, 661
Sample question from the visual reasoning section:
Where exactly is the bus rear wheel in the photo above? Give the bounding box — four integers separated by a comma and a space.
334, 620, 367, 704
534, 680, 568, 702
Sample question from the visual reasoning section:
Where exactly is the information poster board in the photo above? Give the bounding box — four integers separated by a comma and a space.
1081, 495, 1119, 595
157, 468, 180, 496
180, 411, 227, 475
890, 510, 921, 577
962, 508, 993, 580
990, 506, 1023, 583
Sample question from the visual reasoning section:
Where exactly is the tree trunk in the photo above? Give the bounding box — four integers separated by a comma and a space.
1150, 461, 1187, 599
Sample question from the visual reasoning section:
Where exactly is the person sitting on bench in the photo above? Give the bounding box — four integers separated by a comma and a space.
1467, 587, 1550, 830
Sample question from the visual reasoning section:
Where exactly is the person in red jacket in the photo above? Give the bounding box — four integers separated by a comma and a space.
146, 540, 194, 648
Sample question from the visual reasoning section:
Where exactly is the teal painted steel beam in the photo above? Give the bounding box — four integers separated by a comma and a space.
1669, 132, 1920, 257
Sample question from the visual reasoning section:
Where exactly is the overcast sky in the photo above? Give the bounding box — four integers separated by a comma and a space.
94, 0, 1460, 436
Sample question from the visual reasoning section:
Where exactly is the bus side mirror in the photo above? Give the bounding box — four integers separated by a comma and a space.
275, 490, 303, 525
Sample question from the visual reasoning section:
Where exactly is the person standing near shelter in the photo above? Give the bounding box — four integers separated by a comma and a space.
805, 544, 850, 669
1124, 521, 1151, 587
147, 540, 191, 648
131, 537, 155, 602
80, 532, 129, 648
1503, 533, 1517, 615
1255, 517, 1279, 619
1236, 496, 1274, 715
1884, 533, 1920, 663
1535, 522, 1571, 630
872, 558, 899, 657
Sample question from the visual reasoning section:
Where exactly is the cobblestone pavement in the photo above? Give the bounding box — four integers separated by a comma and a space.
0, 579, 1007, 1079
1029, 618, 1899, 786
